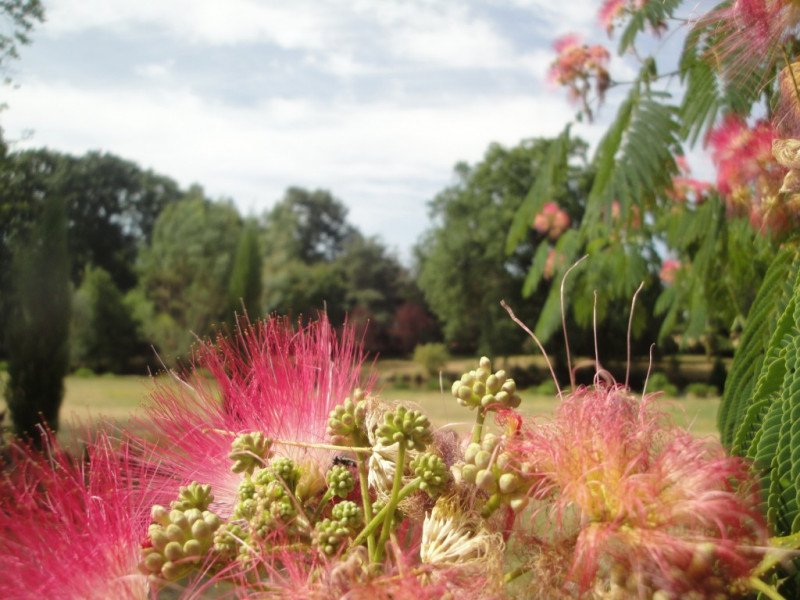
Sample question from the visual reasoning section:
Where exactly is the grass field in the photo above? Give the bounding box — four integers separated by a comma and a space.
1, 361, 721, 442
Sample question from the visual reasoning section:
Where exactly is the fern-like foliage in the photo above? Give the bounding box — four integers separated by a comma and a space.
510, 66, 680, 343
722, 243, 800, 595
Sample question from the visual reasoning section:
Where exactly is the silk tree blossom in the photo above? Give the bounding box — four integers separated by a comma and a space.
508, 384, 767, 597
696, 0, 800, 81
598, 0, 666, 34
706, 115, 800, 234
659, 258, 681, 284
549, 34, 611, 121
533, 202, 571, 240
0, 430, 162, 600
131, 315, 376, 518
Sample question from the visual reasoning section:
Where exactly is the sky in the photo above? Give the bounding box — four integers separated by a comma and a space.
2, 0, 668, 263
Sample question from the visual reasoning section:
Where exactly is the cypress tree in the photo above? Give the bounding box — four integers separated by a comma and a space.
4, 196, 71, 442
227, 222, 263, 321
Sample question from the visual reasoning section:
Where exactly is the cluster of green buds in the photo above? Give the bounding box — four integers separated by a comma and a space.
410, 452, 451, 498
327, 389, 369, 447
452, 433, 535, 515
313, 500, 364, 556
140, 498, 223, 582
229, 431, 273, 475
233, 455, 307, 542
326, 463, 356, 499
451, 357, 522, 411
375, 405, 433, 451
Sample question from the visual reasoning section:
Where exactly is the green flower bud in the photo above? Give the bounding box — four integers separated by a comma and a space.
163, 541, 184, 562
375, 405, 433, 451
410, 452, 450, 498
143, 551, 165, 573
183, 539, 202, 558
313, 518, 352, 556
473, 450, 492, 470
165, 524, 183, 542
191, 519, 211, 541
171, 481, 214, 511
475, 469, 496, 492
151, 505, 170, 526
331, 500, 363, 529
326, 390, 368, 447
150, 528, 169, 552
229, 432, 273, 475
160, 561, 183, 581
498, 472, 519, 494
460, 463, 478, 483
254, 456, 301, 492
326, 464, 356, 498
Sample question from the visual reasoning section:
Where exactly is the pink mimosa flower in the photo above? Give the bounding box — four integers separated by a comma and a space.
0, 430, 160, 599
659, 258, 681, 284
548, 34, 611, 120
131, 314, 377, 518
509, 384, 767, 596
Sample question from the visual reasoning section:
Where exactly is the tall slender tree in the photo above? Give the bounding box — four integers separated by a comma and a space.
4, 196, 71, 442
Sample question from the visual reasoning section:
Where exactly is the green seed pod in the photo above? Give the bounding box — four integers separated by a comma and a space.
229, 432, 273, 475
164, 541, 184, 562
172, 481, 214, 511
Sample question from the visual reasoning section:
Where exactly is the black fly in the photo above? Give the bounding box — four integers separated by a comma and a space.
332, 455, 357, 469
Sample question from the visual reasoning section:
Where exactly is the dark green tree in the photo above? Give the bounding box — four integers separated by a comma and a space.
416, 138, 594, 356
71, 265, 141, 373
227, 220, 263, 321
4, 195, 70, 441
136, 189, 243, 362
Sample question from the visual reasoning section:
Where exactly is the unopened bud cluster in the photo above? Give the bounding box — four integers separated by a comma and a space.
326, 464, 356, 498
410, 452, 450, 498
140, 501, 222, 582
229, 431, 273, 475
327, 389, 368, 447
453, 433, 534, 512
375, 405, 433, 451
451, 356, 521, 411
313, 500, 363, 556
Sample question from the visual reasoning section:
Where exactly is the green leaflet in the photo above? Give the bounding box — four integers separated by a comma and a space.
720, 245, 799, 446
725, 244, 800, 595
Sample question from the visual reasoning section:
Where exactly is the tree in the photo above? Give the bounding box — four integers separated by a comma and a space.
0, 0, 44, 81
71, 266, 142, 373
4, 195, 70, 442
136, 190, 243, 362
227, 220, 263, 321
416, 138, 595, 356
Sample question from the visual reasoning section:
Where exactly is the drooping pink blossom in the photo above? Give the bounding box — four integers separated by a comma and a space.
706, 115, 799, 234
659, 258, 681, 284
130, 314, 377, 518
533, 202, 571, 240
509, 384, 767, 596
548, 34, 611, 121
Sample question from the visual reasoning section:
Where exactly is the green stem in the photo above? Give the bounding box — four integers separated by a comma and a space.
352, 476, 421, 548
374, 444, 407, 563
504, 565, 530, 584
480, 493, 502, 519
748, 577, 787, 600
310, 487, 335, 523
471, 409, 486, 445
355, 454, 376, 560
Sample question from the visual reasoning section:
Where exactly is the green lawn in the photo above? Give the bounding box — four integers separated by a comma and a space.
0, 364, 722, 442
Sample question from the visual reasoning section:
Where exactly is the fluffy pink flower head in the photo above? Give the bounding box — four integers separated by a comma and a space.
659, 258, 681, 284
705, 115, 798, 233
694, 0, 800, 88
0, 430, 159, 599
548, 34, 611, 120
131, 314, 377, 517
533, 202, 571, 239
509, 384, 767, 596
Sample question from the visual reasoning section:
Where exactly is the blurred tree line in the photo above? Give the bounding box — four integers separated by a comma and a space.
0, 147, 442, 375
